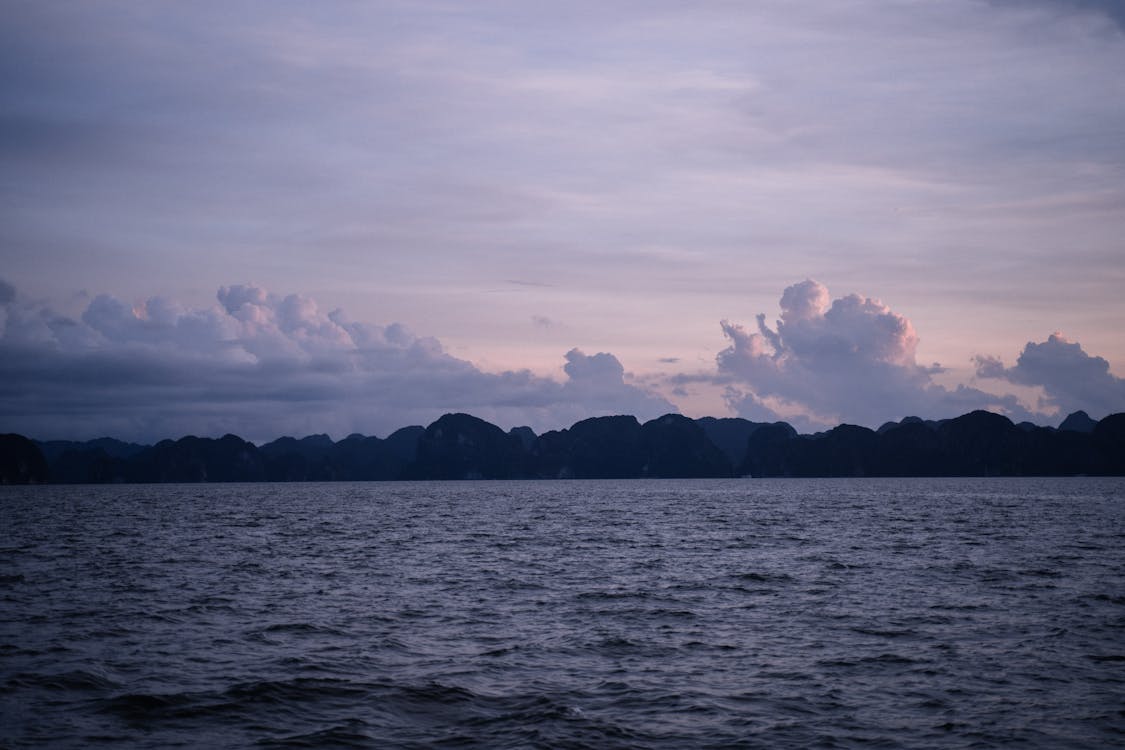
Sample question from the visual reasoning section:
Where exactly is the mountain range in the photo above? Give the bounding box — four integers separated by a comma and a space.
2, 410, 1123, 484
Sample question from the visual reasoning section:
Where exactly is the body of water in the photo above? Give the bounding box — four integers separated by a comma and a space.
2, 478, 1123, 748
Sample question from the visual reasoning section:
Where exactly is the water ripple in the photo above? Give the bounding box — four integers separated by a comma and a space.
1, 477, 1123, 748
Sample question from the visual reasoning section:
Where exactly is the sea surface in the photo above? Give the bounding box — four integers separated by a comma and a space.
1, 478, 1123, 749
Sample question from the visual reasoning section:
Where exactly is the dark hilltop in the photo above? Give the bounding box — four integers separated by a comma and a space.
2, 409, 1124, 484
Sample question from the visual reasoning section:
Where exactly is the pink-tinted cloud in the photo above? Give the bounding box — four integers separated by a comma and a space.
716, 280, 1032, 428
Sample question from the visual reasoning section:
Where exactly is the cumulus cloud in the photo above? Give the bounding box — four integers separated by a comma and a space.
974, 332, 1125, 419
559, 348, 673, 418
0, 282, 674, 442
716, 280, 1032, 429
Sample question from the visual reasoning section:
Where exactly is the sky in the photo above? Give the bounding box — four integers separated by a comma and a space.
2, 0, 1124, 442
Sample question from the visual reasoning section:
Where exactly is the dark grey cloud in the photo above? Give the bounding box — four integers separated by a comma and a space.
975, 332, 1125, 419
986, 0, 1125, 31
0, 282, 674, 442
1065, 0, 1125, 29
715, 280, 1035, 428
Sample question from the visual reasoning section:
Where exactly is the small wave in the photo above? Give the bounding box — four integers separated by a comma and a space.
260, 622, 347, 636
648, 608, 698, 619
596, 680, 632, 692
681, 640, 738, 652
595, 636, 641, 650
257, 721, 375, 748
97, 679, 379, 725
817, 652, 919, 668
498, 578, 547, 591
849, 626, 917, 638
224, 677, 373, 706
1091, 593, 1125, 606
575, 590, 651, 601
98, 691, 192, 721
929, 602, 988, 611
396, 681, 477, 706
730, 572, 794, 584
1021, 568, 1062, 578
573, 636, 678, 659
6, 669, 119, 692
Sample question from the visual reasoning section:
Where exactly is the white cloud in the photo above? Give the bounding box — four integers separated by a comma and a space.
716, 279, 1033, 428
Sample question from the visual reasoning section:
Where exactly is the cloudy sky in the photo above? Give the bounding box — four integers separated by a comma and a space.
2, 0, 1123, 442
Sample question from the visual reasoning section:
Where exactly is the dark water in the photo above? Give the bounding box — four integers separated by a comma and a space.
2, 478, 1123, 749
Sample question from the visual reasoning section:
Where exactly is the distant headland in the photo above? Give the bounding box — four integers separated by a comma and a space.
2, 409, 1124, 484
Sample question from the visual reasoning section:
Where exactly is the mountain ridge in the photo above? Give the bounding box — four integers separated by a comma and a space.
2, 410, 1123, 484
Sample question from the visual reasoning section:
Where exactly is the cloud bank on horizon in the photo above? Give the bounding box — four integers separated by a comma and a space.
0, 279, 673, 442
1, 277, 1121, 442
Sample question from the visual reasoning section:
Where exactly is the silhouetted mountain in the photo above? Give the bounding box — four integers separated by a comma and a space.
877, 416, 925, 435
695, 417, 765, 468
874, 420, 944, 476
409, 413, 526, 479
743, 423, 879, 477
259, 434, 334, 460
331, 434, 393, 480
739, 422, 799, 477
384, 426, 424, 462
259, 434, 334, 481
809, 424, 882, 476
740, 410, 1125, 477
33, 438, 149, 483
528, 414, 730, 479
258, 429, 426, 481
13, 409, 1125, 482
0, 434, 49, 484
937, 410, 1024, 475
1092, 413, 1125, 474
130, 434, 266, 482
1059, 410, 1097, 433
52, 447, 130, 484
509, 426, 537, 451
1021, 423, 1091, 476
526, 427, 575, 479
642, 414, 731, 477
36, 437, 148, 465
530, 415, 646, 479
